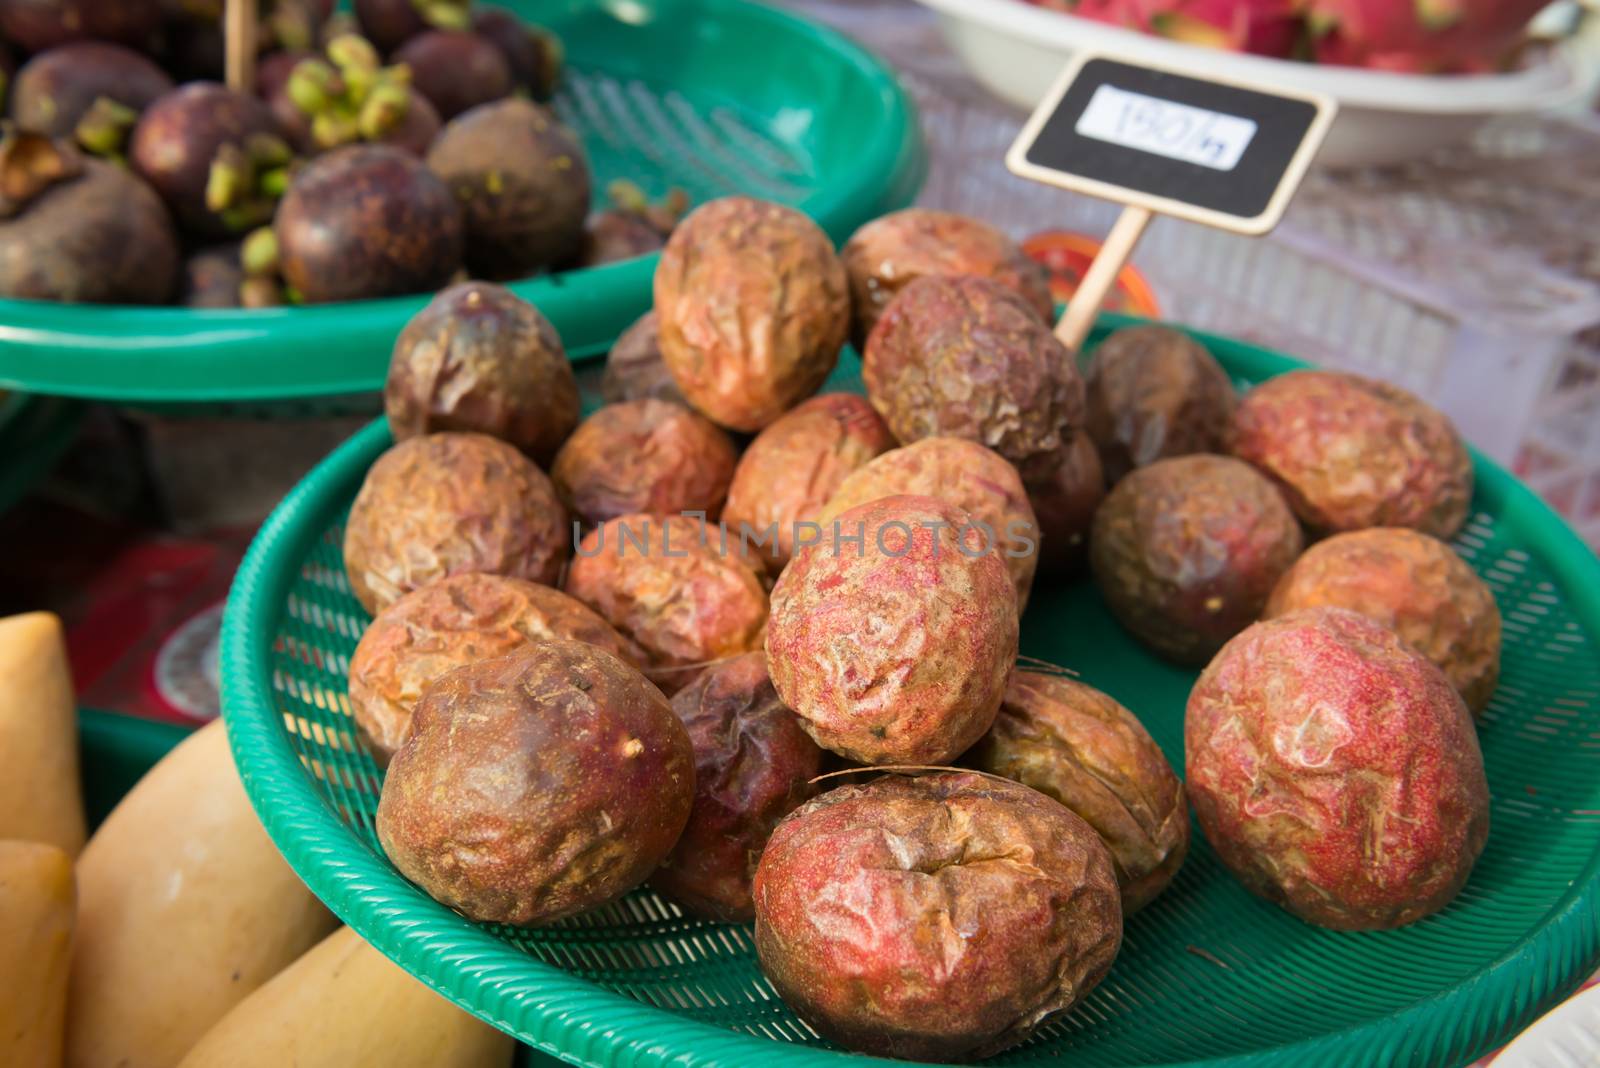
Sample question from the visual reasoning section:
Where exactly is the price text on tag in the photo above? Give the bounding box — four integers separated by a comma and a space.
1007, 55, 1336, 235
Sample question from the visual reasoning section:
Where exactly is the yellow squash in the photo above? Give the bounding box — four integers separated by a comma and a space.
178, 926, 516, 1068
0, 840, 74, 1068
66, 719, 338, 1068
0, 612, 85, 855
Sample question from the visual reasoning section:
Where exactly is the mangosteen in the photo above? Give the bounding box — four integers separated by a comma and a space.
271, 33, 441, 156
354, 0, 468, 54
473, 6, 562, 102
129, 82, 289, 239
275, 143, 463, 303
580, 181, 687, 267
10, 42, 174, 160
179, 230, 284, 308
0, 0, 163, 54
392, 29, 513, 121
427, 96, 590, 279
0, 130, 179, 303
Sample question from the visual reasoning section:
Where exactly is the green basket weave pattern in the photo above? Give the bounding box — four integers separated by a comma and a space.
0, 0, 924, 408
221, 320, 1600, 1068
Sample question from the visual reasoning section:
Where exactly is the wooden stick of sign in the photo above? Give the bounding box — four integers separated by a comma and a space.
225, 0, 259, 94
1007, 52, 1338, 357
1052, 205, 1152, 354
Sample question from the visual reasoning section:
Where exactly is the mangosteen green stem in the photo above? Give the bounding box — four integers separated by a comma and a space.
311, 110, 361, 150
0, 129, 85, 219
606, 179, 648, 213
74, 98, 140, 160
416, 0, 471, 31
205, 144, 251, 213
240, 276, 285, 308
242, 227, 280, 277
359, 83, 411, 140
246, 133, 293, 169
327, 33, 381, 74
258, 166, 291, 198
287, 59, 339, 115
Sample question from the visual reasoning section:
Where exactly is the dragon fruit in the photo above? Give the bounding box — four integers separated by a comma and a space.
1070, 0, 1303, 58
1300, 0, 1552, 72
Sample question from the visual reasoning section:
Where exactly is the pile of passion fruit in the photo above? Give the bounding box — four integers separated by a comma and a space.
336, 195, 1497, 1061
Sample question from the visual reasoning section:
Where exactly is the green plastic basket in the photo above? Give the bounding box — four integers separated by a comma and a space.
0, 0, 924, 408
221, 317, 1600, 1068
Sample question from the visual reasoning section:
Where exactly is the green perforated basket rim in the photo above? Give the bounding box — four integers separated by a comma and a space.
0, 0, 924, 407
221, 315, 1600, 1068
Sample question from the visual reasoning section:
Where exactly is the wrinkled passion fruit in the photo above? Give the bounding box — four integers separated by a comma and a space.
754, 771, 1122, 1061
1188, 608, 1489, 930
376, 639, 695, 926
275, 143, 463, 302
385, 281, 579, 464
342, 431, 569, 615
842, 207, 1053, 350
652, 652, 824, 921
863, 273, 1084, 478
600, 312, 683, 406
655, 196, 850, 432
348, 572, 645, 763
972, 672, 1188, 913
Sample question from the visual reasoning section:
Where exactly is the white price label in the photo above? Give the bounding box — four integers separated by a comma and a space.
1075, 85, 1259, 172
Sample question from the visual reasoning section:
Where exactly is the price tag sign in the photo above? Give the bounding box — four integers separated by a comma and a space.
1007, 54, 1336, 235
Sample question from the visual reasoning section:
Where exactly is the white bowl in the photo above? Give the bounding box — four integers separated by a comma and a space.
912, 0, 1584, 167
1490, 979, 1600, 1067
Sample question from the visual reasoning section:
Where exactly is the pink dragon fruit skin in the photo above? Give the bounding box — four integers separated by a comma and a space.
1301, 0, 1551, 72
1149, 0, 1302, 57
1066, 0, 1302, 58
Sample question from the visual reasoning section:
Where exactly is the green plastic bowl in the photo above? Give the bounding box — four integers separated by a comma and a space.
0, 0, 923, 407
221, 318, 1600, 1068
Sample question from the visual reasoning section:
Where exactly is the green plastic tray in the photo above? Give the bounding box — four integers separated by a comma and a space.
220, 318, 1600, 1068
0, 0, 924, 407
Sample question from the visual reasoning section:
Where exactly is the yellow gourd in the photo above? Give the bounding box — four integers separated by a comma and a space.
0, 612, 85, 856
0, 840, 74, 1068
66, 719, 338, 1068
178, 926, 516, 1068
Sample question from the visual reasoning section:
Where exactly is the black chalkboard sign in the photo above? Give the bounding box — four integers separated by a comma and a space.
1007, 55, 1336, 235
